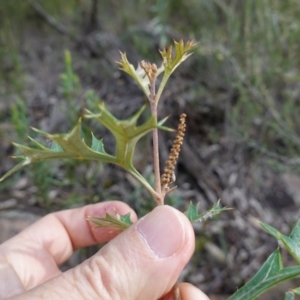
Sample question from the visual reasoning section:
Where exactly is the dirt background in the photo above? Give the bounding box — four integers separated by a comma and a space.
1, 1, 300, 299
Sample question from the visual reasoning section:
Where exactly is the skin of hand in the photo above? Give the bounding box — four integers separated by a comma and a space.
0, 201, 209, 300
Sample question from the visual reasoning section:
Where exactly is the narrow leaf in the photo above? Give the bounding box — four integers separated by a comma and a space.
259, 222, 281, 240
27, 136, 50, 150
228, 249, 300, 300
259, 220, 300, 264
0, 158, 31, 182
158, 115, 175, 132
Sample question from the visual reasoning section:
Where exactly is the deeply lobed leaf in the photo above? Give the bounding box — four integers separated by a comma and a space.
0, 103, 172, 199
0, 119, 116, 183
184, 200, 231, 223
86, 103, 157, 168
159, 40, 197, 74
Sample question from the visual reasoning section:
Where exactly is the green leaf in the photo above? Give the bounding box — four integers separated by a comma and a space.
159, 40, 197, 74
117, 40, 196, 104
259, 221, 281, 239
259, 219, 300, 264
285, 291, 295, 300
85, 103, 165, 198
284, 291, 295, 300
184, 200, 231, 223
0, 119, 116, 183
50, 141, 64, 152
156, 40, 197, 103
119, 212, 133, 225
116, 53, 164, 98
116, 52, 150, 97
184, 202, 200, 222
87, 212, 133, 232
228, 249, 300, 300
91, 133, 106, 153
158, 115, 175, 132
0, 104, 162, 200
292, 287, 300, 296
85, 103, 157, 169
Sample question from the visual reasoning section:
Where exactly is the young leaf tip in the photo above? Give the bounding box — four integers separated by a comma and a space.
184, 200, 231, 223
87, 211, 133, 232
116, 51, 151, 97
159, 39, 198, 72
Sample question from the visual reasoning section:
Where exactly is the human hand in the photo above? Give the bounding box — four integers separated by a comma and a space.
0, 201, 209, 300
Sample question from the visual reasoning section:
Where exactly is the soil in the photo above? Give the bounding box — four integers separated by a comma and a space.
1, 19, 300, 299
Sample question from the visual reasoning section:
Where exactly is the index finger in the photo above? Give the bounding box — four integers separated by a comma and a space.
3, 201, 137, 264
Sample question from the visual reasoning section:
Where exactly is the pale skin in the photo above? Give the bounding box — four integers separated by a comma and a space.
0, 201, 209, 300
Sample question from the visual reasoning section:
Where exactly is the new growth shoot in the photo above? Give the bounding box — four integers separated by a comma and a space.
117, 40, 196, 206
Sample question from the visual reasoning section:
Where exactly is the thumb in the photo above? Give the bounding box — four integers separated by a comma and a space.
17, 205, 195, 300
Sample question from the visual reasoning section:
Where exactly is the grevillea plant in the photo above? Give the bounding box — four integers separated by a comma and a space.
1, 40, 300, 299
0, 40, 226, 225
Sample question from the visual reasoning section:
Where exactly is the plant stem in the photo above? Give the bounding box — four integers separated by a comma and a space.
128, 167, 160, 203
155, 72, 170, 105
149, 80, 163, 205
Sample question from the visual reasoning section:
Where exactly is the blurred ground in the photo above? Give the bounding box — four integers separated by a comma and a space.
1, 1, 300, 299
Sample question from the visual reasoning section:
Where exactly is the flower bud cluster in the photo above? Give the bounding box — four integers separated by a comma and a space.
161, 113, 186, 186
140, 60, 157, 82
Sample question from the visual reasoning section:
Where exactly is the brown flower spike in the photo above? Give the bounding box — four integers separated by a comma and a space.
161, 113, 186, 190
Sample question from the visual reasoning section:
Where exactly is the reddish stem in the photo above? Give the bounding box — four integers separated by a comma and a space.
149, 80, 163, 205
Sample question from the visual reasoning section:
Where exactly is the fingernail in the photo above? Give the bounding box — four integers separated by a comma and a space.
137, 206, 184, 258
